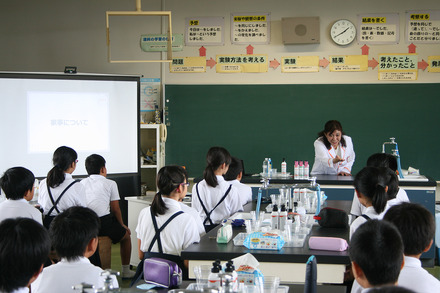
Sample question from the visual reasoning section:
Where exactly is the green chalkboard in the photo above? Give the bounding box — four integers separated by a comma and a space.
164, 84, 440, 180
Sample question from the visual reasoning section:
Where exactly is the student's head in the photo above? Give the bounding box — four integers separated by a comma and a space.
318, 120, 346, 149
203, 146, 232, 187
367, 153, 398, 172
224, 157, 243, 181
85, 154, 106, 175
382, 167, 399, 200
152, 165, 188, 216
353, 166, 388, 214
47, 146, 78, 188
0, 218, 50, 292
50, 206, 100, 261
0, 167, 35, 200
383, 202, 435, 257
349, 219, 403, 288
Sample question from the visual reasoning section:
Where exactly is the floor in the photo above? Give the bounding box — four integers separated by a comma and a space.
109, 243, 440, 290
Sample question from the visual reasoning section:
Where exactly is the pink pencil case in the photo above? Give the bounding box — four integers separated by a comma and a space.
308, 236, 348, 251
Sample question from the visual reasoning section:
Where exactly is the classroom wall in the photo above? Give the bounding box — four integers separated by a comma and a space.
1, 0, 439, 84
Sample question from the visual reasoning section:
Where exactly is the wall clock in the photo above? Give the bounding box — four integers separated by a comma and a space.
330, 19, 356, 45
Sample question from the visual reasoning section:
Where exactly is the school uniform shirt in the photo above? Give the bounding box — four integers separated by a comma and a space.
191, 175, 243, 225
31, 257, 118, 293
0, 198, 43, 224
8, 287, 29, 293
349, 206, 379, 240
38, 173, 87, 216
179, 202, 206, 237
136, 197, 200, 256
350, 188, 409, 217
81, 175, 120, 217
398, 256, 440, 293
228, 179, 253, 207
311, 135, 355, 175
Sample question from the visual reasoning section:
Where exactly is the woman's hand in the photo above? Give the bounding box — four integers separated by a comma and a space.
333, 155, 345, 164
337, 171, 351, 176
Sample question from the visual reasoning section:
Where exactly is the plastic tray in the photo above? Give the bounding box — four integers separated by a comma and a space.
233, 232, 249, 246
186, 283, 289, 293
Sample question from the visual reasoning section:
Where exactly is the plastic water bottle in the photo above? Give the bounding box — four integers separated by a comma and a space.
294, 161, 299, 179
299, 161, 304, 179
262, 158, 268, 176
208, 262, 221, 289
225, 261, 238, 291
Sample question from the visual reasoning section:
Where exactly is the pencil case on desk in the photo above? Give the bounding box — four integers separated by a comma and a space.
308, 236, 348, 251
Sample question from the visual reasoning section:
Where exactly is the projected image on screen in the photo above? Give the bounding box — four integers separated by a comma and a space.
0, 73, 139, 177
28, 91, 110, 153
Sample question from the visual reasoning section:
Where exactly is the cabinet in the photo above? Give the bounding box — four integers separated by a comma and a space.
140, 124, 165, 192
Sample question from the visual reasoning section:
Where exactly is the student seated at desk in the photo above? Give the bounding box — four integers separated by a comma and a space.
350, 167, 388, 239
224, 156, 252, 207
349, 219, 404, 292
0, 218, 50, 293
0, 167, 42, 224
384, 203, 440, 293
351, 153, 409, 218
191, 147, 243, 232
31, 206, 119, 293
136, 166, 200, 280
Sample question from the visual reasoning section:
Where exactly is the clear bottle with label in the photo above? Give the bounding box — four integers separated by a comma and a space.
208, 262, 221, 289
304, 161, 309, 179
262, 158, 268, 176
294, 161, 299, 179
271, 204, 279, 230
299, 161, 304, 179
225, 261, 238, 291
281, 158, 287, 175
279, 204, 288, 231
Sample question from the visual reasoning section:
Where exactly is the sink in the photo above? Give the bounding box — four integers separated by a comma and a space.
398, 174, 429, 182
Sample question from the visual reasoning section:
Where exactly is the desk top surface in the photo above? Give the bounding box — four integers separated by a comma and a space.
181, 201, 351, 265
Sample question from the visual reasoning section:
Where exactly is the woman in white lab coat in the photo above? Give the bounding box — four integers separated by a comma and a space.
311, 120, 355, 176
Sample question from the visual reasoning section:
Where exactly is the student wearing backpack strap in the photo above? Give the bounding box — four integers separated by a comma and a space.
191, 147, 243, 232
38, 146, 87, 229
135, 166, 200, 281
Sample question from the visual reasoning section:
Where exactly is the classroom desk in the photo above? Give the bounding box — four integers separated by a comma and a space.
241, 174, 437, 265
181, 200, 351, 284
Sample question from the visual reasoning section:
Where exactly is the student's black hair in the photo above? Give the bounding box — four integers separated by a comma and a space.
151, 165, 188, 217
353, 166, 388, 214
317, 120, 346, 149
382, 167, 399, 200
0, 167, 35, 200
369, 286, 416, 293
85, 154, 106, 175
367, 153, 398, 172
349, 219, 403, 287
0, 218, 50, 292
383, 202, 435, 256
203, 146, 232, 187
224, 156, 243, 181
47, 146, 78, 188
49, 206, 100, 261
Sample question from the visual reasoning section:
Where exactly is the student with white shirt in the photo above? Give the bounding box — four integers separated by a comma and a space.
38, 146, 87, 229
0, 218, 50, 293
384, 203, 440, 293
81, 154, 134, 278
351, 153, 409, 218
349, 167, 388, 239
349, 219, 404, 292
31, 206, 119, 293
191, 147, 243, 232
136, 165, 200, 281
224, 156, 252, 207
0, 167, 42, 224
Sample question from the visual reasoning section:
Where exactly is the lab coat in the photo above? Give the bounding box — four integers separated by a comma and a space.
311, 135, 355, 175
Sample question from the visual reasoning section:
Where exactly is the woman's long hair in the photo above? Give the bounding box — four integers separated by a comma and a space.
47, 146, 77, 188
203, 146, 231, 187
317, 120, 346, 150
151, 165, 188, 216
